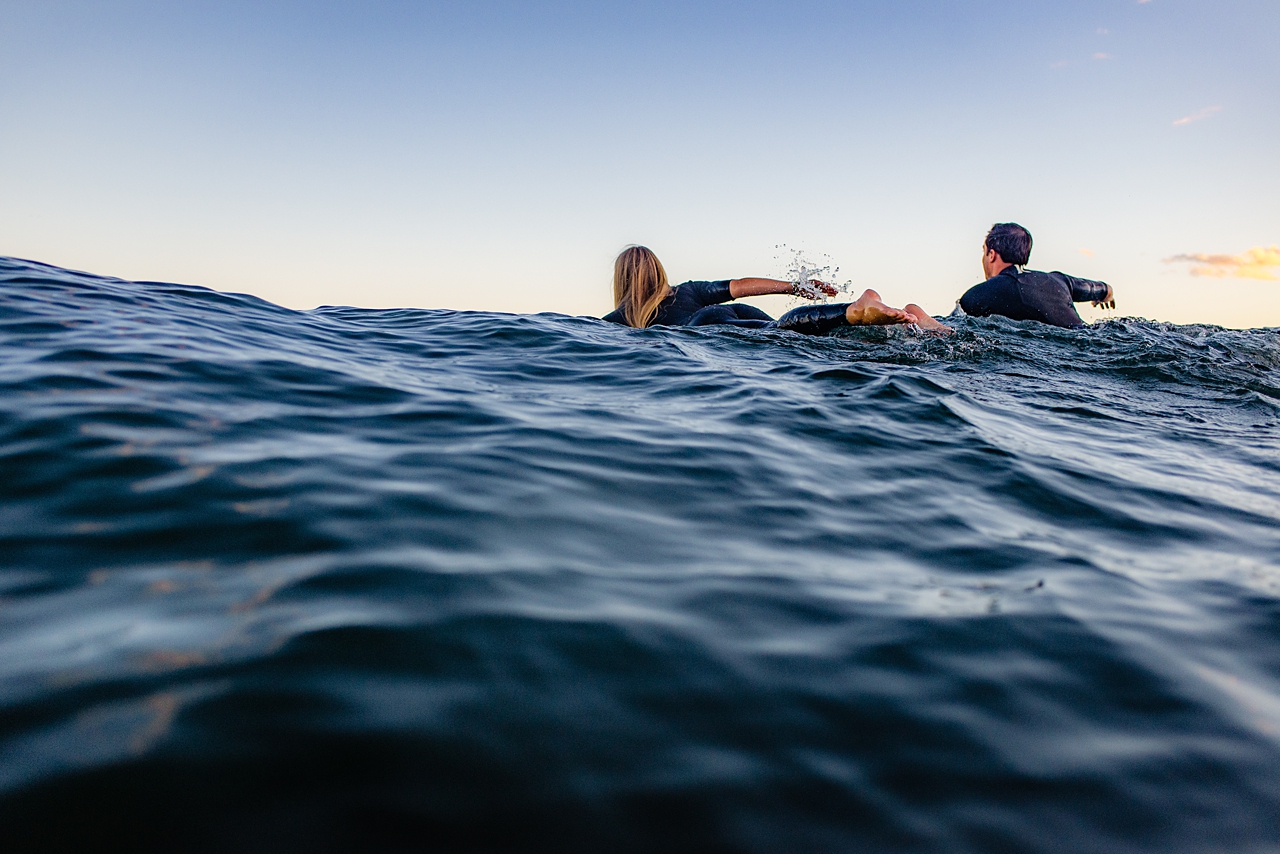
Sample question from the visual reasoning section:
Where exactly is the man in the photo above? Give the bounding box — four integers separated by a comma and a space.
958, 223, 1115, 328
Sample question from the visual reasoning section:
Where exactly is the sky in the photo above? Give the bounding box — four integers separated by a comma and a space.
2, 0, 1277, 328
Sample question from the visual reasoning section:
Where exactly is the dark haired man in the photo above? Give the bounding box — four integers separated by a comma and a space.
958, 223, 1115, 328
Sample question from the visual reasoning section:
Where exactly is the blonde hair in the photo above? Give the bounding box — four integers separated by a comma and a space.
612, 245, 672, 328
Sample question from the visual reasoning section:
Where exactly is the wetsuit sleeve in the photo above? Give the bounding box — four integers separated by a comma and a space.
601, 307, 629, 325
773, 303, 849, 336
676, 280, 734, 308
1053, 272, 1110, 303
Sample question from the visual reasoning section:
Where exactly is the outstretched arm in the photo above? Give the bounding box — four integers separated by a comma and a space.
729, 278, 837, 300
1057, 273, 1115, 309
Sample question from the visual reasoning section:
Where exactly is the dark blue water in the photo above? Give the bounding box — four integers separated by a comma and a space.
2, 256, 1279, 852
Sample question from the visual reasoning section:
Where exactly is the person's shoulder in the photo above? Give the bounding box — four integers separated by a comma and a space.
962, 274, 1011, 295
674, 279, 714, 291
675, 279, 732, 303
1028, 269, 1092, 293
1024, 268, 1078, 280
601, 308, 629, 325
958, 272, 1020, 316
670, 281, 711, 295
1017, 269, 1064, 285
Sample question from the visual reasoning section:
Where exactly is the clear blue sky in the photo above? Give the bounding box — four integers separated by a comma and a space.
2, 1, 1277, 326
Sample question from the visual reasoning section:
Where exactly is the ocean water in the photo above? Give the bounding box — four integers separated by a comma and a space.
2, 255, 1279, 853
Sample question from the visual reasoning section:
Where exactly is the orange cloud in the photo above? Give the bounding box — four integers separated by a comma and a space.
1078, 248, 1095, 257
1174, 106, 1221, 126
1165, 245, 1280, 280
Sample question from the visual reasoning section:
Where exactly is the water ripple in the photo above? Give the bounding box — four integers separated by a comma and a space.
2, 256, 1279, 852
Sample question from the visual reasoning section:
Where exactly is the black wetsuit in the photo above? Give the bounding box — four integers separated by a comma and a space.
685, 304, 857, 335
601, 279, 856, 334
602, 280, 773, 327
688, 303, 853, 335
958, 267, 1109, 328
771, 304, 852, 335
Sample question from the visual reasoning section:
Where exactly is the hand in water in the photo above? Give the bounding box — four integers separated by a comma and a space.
793, 280, 839, 300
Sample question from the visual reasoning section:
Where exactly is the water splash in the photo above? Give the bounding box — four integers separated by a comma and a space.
774, 245, 855, 302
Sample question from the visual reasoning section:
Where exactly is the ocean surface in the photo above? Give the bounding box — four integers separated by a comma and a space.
2, 255, 1279, 853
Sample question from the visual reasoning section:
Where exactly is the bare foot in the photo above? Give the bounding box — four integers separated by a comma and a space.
845, 289, 913, 325
904, 304, 953, 334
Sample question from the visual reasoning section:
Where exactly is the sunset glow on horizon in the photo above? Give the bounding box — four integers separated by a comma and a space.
1167, 246, 1280, 281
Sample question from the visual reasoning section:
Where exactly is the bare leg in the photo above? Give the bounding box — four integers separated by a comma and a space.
904, 304, 953, 334
844, 289, 913, 325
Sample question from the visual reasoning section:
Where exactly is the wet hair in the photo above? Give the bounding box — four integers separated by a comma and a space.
612, 245, 672, 328
984, 223, 1033, 267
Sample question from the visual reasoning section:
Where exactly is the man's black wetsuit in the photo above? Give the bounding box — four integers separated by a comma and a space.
602, 280, 773, 327
958, 266, 1109, 328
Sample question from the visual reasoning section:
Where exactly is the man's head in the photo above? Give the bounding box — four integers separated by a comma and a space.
982, 222, 1032, 278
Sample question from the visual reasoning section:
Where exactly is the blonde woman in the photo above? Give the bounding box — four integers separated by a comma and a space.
602, 245, 944, 333
602, 245, 838, 329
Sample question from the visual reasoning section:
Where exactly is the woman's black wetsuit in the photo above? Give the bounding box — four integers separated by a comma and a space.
677, 302, 852, 335
601, 279, 850, 333
684, 303, 853, 335
601, 280, 774, 327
